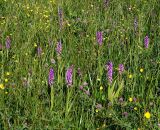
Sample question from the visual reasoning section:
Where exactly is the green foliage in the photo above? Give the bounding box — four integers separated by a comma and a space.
0, 0, 160, 129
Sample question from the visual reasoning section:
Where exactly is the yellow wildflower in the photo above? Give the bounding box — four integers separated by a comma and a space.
128, 74, 133, 79
42, 81, 45, 84
96, 109, 99, 113
34, 43, 37, 47
97, 78, 101, 81
129, 97, 133, 102
100, 86, 103, 91
5, 91, 8, 94
0, 84, 5, 90
144, 111, 151, 119
67, 23, 71, 27
4, 79, 8, 83
109, 113, 112, 116
6, 72, 10, 76
26, 6, 29, 9
140, 68, 144, 73
134, 107, 138, 110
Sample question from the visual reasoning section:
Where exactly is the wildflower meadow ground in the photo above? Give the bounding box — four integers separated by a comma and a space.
0, 0, 160, 129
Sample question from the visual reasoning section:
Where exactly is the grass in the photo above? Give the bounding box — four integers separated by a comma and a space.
0, 0, 160, 129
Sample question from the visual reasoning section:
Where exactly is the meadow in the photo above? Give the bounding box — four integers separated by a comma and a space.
0, 0, 160, 129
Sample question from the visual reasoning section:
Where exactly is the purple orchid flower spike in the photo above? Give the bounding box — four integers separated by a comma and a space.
48, 68, 54, 86
144, 35, 149, 48
66, 65, 74, 87
96, 31, 103, 46
37, 46, 42, 56
6, 36, 11, 49
56, 40, 62, 56
118, 64, 124, 75
106, 61, 113, 84
79, 86, 83, 90
58, 7, 63, 30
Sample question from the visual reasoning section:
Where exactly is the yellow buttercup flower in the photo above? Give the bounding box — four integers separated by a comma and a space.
100, 86, 103, 91
6, 72, 10, 76
0, 84, 5, 90
67, 23, 71, 27
4, 79, 8, 83
134, 107, 138, 110
128, 74, 133, 79
26, 6, 30, 9
96, 109, 99, 113
129, 97, 133, 102
140, 68, 144, 73
144, 111, 151, 119
34, 43, 37, 47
